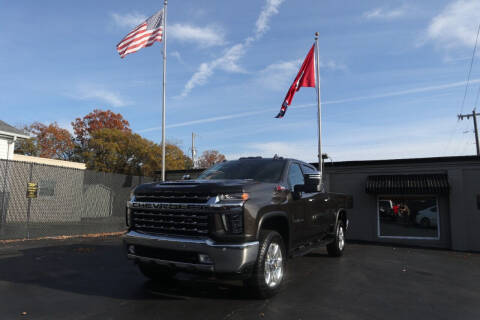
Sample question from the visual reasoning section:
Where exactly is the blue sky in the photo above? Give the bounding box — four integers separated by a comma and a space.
2, 0, 480, 162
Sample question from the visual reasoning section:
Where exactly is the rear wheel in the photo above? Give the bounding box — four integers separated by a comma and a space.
137, 262, 176, 282
245, 230, 286, 299
327, 220, 345, 257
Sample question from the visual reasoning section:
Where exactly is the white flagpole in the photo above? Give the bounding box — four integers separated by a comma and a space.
161, 0, 168, 181
315, 32, 323, 185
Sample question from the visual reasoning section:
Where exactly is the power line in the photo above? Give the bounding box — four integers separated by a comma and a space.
444, 23, 480, 155
474, 80, 480, 112
459, 23, 480, 115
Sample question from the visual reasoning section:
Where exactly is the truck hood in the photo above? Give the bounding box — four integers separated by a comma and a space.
134, 179, 257, 195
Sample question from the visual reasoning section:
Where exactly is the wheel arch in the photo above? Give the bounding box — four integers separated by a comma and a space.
336, 209, 348, 230
257, 211, 291, 252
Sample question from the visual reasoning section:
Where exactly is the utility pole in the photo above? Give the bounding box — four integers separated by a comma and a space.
191, 132, 197, 168
458, 109, 480, 156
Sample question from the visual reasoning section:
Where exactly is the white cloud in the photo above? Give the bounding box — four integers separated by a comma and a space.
171, 51, 184, 64
225, 116, 475, 162
110, 12, 147, 29
139, 109, 268, 133
255, 0, 285, 39
426, 0, 480, 48
256, 58, 347, 91
322, 78, 480, 106
72, 85, 129, 107
182, 63, 215, 97
169, 23, 225, 47
144, 78, 480, 133
363, 6, 408, 20
321, 60, 347, 71
181, 0, 285, 97
111, 13, 225, 47
181, 41, 247, 98
256, 59, 302, 91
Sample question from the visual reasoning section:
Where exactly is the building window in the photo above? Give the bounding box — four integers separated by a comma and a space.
378, 196, 439, 239
39, 180, 56, 197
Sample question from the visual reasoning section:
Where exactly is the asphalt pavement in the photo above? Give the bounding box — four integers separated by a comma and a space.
0, 236, 479, 320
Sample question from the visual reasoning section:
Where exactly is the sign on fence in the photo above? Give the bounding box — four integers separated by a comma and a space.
26, 182, 38, 199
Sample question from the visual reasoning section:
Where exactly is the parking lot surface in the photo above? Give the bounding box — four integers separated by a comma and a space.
0, 236, 479, 320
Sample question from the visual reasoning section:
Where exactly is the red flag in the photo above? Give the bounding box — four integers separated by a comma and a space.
275, 44, 316, 118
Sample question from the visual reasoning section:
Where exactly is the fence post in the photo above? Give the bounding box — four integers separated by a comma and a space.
1, 159, 10, 234
26, 163, 34, 239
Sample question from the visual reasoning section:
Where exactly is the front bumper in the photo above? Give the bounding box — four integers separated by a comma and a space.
123, 230, 259, 274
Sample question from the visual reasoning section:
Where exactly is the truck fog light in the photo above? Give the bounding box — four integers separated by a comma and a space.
198, 254, 213, 264
128, 245, 135, 254
222, 212, 244, 234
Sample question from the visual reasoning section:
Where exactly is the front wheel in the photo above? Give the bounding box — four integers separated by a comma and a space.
245, 230, 286, 299
327, 220, 345, 257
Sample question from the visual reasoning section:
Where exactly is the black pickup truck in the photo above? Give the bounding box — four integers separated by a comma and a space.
124, 157, 352, 298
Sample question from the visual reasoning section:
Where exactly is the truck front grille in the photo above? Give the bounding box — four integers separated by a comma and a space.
134, 192, 215, 203
131, 208, 210, 236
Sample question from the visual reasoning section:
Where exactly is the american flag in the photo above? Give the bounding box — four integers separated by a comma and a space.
116, 9, 164, 58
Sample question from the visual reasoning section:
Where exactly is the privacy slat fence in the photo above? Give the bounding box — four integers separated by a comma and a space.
0, 159, 154, 240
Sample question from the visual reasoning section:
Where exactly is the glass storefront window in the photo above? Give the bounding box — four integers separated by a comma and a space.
378, 196, 439, 239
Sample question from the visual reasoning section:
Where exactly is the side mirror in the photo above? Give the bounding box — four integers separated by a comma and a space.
292, 184, 304, 200
293, 184, 305, 193
303, 173, 322, 193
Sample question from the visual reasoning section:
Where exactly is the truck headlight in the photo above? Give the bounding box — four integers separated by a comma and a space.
218, 193, 249, 202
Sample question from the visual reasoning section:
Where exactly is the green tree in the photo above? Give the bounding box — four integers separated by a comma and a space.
72, 109, 131, 148
198, 150, 226, 168
14, 122, 74, 160
86, 128, 192, 176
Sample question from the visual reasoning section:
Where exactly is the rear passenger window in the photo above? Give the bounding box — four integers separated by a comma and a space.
301, 165, 318, 175
288, 163, 304, 190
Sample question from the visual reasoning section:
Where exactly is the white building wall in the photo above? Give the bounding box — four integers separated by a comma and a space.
7, 140, 14, 159
0, 139, 8, 159
0, 138, 15, 160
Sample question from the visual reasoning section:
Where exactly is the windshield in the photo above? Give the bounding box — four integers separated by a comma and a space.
197, 159, 286, 183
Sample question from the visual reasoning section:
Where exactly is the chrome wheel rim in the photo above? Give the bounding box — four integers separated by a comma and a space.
338, 226, 345, 251
264, 242, 283, 288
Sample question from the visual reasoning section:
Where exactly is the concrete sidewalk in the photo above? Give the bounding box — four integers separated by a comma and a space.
0, 236, 479, 319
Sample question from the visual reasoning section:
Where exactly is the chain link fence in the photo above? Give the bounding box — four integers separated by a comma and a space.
0, 159, 154, 240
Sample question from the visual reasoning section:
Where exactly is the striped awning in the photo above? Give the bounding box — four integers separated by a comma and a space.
366, 174, 449, 194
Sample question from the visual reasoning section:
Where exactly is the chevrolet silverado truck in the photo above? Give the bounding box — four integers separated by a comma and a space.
124, 156, 352, 298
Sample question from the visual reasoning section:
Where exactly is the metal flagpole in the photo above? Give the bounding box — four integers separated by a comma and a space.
161, 0, 168, 181
314, 32, 323, 186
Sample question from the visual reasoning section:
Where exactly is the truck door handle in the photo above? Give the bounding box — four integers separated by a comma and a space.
308, 199, 314, 202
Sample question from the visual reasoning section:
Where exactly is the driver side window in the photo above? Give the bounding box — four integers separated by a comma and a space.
288, 163, 304, 190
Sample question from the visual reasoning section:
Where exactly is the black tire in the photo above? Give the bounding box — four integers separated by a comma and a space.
137, 262, 176, 282
327, 220, 345, 257
245, 230, 286, 299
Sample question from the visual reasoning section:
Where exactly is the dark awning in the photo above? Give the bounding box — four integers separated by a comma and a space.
366, 174, 449, 194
